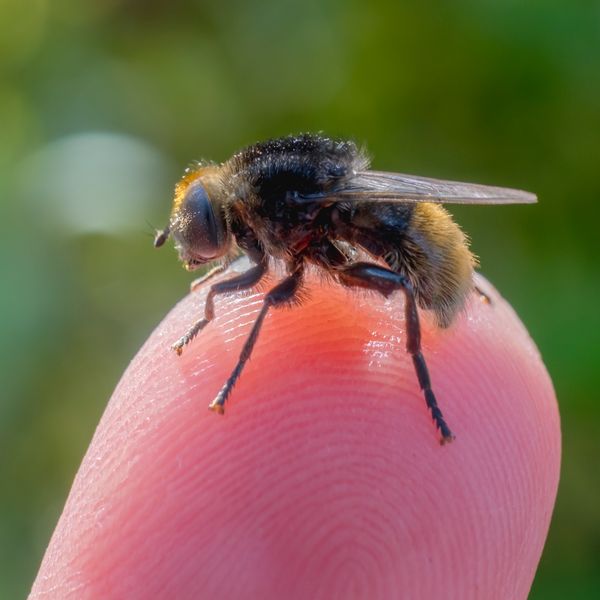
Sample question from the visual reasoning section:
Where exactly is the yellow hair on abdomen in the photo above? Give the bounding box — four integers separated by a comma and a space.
409, 203, 477, 327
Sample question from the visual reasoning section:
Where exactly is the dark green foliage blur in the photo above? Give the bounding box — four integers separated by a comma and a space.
1, 0, 598, 596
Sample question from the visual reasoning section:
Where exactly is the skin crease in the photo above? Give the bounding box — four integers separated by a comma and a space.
29, 260, 560, 600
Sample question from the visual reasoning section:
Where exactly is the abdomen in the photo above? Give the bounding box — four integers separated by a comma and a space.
337, 202, 476, 328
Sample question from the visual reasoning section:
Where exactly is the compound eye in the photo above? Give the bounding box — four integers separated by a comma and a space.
171, 180, 223, 259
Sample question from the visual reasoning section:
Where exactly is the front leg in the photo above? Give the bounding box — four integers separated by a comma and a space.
172, 259, 268, 355
190, 264, 228, 292
338, 262, 454, 444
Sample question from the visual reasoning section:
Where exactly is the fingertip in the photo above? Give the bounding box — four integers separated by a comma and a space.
30, 264, 560, 600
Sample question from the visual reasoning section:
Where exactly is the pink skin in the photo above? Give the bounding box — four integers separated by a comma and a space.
30, 266, 560, 600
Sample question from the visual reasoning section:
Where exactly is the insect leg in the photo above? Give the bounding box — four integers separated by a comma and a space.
209, 265, 304, 414
172, 261, 268, 355
473, 284, 492, 305
338, 262, 454, 444
190, 264, 228, 292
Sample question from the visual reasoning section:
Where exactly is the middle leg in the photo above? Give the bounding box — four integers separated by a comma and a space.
209, 264, 304, 414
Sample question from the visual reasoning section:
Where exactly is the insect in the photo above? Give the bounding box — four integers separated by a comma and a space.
154, 134, 536, 444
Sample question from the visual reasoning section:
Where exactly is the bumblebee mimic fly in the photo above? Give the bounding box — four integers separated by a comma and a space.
154, 134, 536, 444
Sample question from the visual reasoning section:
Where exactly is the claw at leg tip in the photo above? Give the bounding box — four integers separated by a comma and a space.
209, 402, 225, 415
440, 433, 456, 446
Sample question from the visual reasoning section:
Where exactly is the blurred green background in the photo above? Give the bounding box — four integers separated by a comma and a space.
1, 0, 598, 597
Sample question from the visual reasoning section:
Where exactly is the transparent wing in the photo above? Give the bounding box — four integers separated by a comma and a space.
302, 170, 537, 205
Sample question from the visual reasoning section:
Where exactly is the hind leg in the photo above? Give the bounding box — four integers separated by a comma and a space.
338, 262, 454, 444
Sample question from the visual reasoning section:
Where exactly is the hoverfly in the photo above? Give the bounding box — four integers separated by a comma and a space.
155, 134, 536, 443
